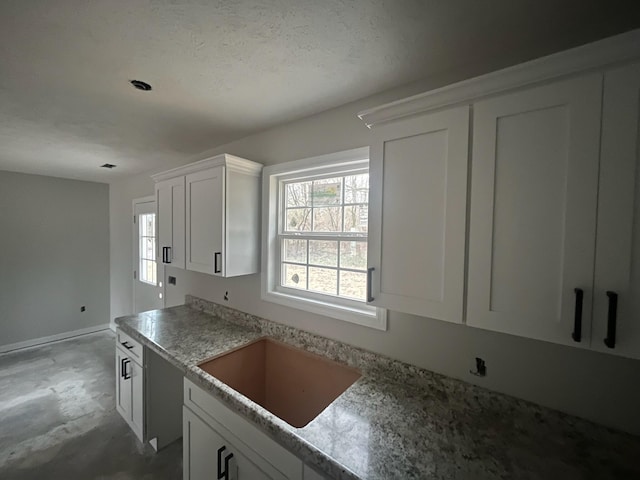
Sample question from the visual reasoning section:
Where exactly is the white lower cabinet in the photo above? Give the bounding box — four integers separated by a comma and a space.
183, 378, 303, 480
115, 336, 144, 442
184, 407, 275, 480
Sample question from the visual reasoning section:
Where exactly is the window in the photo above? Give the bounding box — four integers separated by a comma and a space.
262, 147, 386, 330
138, 213, 157, 285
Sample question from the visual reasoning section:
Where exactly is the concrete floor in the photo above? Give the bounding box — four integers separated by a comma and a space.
0, 330, 182, 479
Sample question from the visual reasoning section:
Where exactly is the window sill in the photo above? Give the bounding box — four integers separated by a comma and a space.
261, 289, 387, 331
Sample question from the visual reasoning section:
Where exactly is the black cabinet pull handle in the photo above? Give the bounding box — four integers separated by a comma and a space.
121, 341, 134, 350
367, 267, 375, 302
604, 291, 618, 349
214, 252, 222, 274
217, 446, 233, 479
162, 247, 167, 264
572, 288, 583, 342
120, 358, 126, 378
166, 246, 172, 264
122, 359, 131, 380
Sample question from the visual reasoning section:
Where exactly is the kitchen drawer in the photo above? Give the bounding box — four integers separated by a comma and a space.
184, 378, 302, 479
116, 328, 144, 364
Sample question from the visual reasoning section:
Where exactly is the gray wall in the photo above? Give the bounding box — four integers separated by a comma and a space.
110, 74, 640, 436
0, 171, 110, 348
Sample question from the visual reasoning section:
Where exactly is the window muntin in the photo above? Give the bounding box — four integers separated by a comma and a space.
278, 171, 369, 303
138, 213, 157, 285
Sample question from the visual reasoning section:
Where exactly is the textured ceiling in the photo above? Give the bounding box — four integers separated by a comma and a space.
0, 1, 639, 183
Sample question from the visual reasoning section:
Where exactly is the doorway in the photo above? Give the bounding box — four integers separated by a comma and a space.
133, 197, 164, 313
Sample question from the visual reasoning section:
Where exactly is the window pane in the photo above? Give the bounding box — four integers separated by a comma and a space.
344, 205, 368, 233
282, 263, 307, 290
309, 267, 337, 295
312, 207, 342, 232
286, 182, 311, 207
145, 214, 155, 237
309, 240, 337, 267
339, 271, 367, 301
144, 237, 155, 260
344, 174, 369, 204
285, 208, 311, 232
340, 241, 367, 270
283, 239, 307, 264
312, 178, 342, 206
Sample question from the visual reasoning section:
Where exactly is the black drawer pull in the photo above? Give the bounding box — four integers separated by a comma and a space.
121, 341, 134, 350
214, 252, 222, 274
217, 446, 233, 479
122, 359, 131, 380
572, 288, 583, 342
604, 291, 618, 349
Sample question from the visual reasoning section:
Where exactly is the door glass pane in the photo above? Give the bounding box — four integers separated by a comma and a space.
138, 213, 157, 285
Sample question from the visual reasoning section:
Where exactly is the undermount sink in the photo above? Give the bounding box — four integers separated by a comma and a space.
198, 337, 361, 428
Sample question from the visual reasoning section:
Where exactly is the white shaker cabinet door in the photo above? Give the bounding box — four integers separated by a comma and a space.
367, 106, 470, 323
183, 407, 278, 480
467, 74, 603, 346
156, 176, 185, 269
592, 63, 640, 359
185, 167, 225, 276
115, 347, 132, 422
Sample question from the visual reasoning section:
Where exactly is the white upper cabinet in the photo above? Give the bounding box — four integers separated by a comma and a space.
153, 154, 262, 278
367, 106, 469, 322
156, 176, 185, 269
186, 167, 225, 275
466, 74, 603, 346
592, 63, 640, 359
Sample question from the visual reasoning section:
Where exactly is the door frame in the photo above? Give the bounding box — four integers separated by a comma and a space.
132, 196, 162, 313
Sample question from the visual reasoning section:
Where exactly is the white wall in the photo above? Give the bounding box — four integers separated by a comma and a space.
110, 75, 640, 436
0, 171, 109, 349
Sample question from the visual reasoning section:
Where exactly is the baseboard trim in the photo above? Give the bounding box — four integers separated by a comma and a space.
0, 324, 111, 354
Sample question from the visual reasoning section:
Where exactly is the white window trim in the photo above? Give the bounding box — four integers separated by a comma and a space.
261, 147, 387, 331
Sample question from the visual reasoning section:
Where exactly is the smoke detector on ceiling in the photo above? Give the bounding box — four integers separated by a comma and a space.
100, 163, 117, 169
130, 79, 152, 91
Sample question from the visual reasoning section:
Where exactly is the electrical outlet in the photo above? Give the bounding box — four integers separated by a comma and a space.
80, 306, 86, 312
224, 291, 229, 301
470, 357, 486, 377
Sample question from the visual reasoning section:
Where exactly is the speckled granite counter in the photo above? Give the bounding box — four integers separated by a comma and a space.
115, 296, 640, 480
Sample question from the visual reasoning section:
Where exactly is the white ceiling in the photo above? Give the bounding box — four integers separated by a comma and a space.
0, 1, 638, 183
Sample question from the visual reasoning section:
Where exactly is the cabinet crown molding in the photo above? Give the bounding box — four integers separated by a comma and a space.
151, 153, 262, 182
358, 28, 640, 128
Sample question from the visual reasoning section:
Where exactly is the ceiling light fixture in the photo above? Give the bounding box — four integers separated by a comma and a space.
130, 79, 152, 91
101, 163, 117, 169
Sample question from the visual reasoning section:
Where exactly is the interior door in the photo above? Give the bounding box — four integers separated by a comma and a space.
467, 74, 603, 346
133, 197, 163, 313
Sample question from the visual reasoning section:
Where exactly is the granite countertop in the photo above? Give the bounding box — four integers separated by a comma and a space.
115, 297, 640, 480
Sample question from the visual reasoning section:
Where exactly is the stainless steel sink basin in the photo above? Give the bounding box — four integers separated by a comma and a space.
198, 337, 361, 428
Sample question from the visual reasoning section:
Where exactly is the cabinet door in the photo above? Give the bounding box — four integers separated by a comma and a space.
183, 407, 277, 480
130, 358, 144, 441
467, 74, 602, 345
592, 63, 640, 359
156, 176, 185, 269
115, 348, 132, 423
186, 167, 225, 275
368, 106, 469, 322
